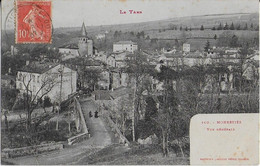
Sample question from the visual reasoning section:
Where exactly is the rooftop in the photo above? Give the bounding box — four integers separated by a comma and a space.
59, 43, 79, 49
110, 87, 133, 99
63, 57, 102, 66
18, 62, 59, 74
114, 41, 137, 45
80, 22, 88, 37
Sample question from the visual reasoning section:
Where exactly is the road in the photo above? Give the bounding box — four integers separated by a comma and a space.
2, 99, 113, 165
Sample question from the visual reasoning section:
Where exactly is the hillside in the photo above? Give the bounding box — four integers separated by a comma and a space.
2, 13, 258, 52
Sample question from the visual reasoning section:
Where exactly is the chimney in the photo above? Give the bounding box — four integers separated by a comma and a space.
26, 60, 30, 66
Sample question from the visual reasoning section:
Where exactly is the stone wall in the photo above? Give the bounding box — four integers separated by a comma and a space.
2, 142, 63, 158
103, 114, 130, 146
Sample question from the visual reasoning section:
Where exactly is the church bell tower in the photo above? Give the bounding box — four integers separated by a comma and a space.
78, 22, 93, 57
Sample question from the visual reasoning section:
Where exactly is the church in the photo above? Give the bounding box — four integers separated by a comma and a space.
59, 23, 96, 60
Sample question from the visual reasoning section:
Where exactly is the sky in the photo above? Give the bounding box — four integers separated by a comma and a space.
2, 0, 259, 28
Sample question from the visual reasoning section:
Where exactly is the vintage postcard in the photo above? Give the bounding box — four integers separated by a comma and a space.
1, 0, 259, 165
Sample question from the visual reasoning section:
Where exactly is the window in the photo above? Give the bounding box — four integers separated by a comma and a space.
32, 75, 35, 82
19, 83, 23, 90
37, 76, 40, 83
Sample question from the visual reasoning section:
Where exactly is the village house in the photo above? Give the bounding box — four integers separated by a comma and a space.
113, 41, 138, 53
58, 44, 80, 61
106, 51, 133, 68
16, 61, 77, 103
110, 68, 129, 90
93, 51, 107, 63
161, 47, 177, 54
183, 43, 190, 53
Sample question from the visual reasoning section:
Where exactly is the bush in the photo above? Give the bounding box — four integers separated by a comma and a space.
43, 96, 52, 107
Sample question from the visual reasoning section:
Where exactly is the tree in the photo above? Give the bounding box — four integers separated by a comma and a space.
223, 22, 229, 30
21, 70, 60, 131
243, 23, 248, 30
250, 23, 254, 30
229, 35, 239, 48
144, 97, 158, 122
179, 26, 182, 31
130, 31, 135, 36
200, 25, 204, 30
212, 27, 216, 30
125, 51, 154, 141
83, 68, 102, 91
185, 26, 188, 31
145, 35, 150, 40
229, 22, 235, 30
255, 25, 259, 31
235, 43, 253, 92
136, 32, 141, 38
168, 23, 175, 30
217, 23, 223, 30
189, 27, 192, 31
154, 65, 190, 157
151, 38, 158, 44
236, 24, 241, 30
115, 95, 133, 137
140, 31, 145, 38
214, 34, 217, 40
204, 40, 210, 52
43, 96, 52, 113
114, 31, 119, 38
179, 31, 187, 46
1, 89, 19, 131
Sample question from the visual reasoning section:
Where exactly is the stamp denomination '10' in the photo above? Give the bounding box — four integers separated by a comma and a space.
15, 0, 52, 43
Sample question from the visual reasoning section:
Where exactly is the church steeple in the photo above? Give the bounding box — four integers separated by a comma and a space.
80, 22, 87, 37
78, 22, 93, 57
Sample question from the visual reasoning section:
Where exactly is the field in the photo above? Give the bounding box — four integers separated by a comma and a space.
1, 12, 258, 52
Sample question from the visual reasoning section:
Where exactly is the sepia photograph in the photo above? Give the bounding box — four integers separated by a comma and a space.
1, 0, 259, 165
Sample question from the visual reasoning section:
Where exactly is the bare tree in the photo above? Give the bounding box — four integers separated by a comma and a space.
21, 71, 59, 131
125, 51, 155, 141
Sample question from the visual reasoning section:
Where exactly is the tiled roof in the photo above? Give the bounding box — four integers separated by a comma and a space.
18, 62, 59, 74
114, 41, 136, 45
59, 43, 79, 49
110, 87, 133, 99
63, 57, 102, 66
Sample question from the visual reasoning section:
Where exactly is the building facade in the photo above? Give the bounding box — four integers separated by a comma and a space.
113, 41, 137, 53
16, 62, 77, 103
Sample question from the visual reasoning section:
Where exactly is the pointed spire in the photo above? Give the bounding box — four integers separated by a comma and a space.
81, 22, 87, 37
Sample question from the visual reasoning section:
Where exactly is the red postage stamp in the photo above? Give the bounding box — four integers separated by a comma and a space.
15, 0, 52, 43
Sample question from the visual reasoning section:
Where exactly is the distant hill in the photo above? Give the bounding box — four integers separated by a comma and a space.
54, 12, 258, 34
2, 13, 258, 52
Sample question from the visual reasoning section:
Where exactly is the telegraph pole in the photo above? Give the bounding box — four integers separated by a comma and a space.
56, 66, 63, 130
